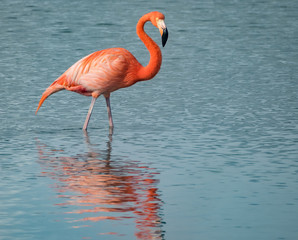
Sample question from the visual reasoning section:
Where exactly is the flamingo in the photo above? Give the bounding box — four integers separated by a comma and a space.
36, 11, 168, 130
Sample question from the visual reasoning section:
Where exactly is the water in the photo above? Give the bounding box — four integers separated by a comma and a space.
1, 0, 298, 239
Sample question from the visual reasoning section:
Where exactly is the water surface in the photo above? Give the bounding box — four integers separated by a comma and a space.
1, 0, 298, 239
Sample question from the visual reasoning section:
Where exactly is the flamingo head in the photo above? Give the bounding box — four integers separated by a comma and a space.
150, 11, 168, 47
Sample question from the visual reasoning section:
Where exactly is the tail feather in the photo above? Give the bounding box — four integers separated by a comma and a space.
35, 75, 67, 114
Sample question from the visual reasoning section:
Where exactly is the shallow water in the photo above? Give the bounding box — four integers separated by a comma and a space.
1, 0, 298, 239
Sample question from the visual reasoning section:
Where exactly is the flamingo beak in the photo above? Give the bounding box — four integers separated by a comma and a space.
162, 28, 168, 47
157, 19, 168, 47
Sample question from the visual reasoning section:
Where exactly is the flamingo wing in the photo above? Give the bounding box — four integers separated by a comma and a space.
65, 49, 132, 96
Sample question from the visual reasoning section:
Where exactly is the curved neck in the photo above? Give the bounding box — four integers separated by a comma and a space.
136, 14, 162, 81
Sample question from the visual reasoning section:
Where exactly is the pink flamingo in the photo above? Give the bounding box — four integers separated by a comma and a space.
36, 11, 168, 130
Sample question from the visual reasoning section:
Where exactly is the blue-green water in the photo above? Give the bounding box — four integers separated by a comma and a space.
1, 0, 298, 239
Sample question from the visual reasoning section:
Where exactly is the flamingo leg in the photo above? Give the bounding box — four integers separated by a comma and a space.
83, 97, 96, 131
105, 96, 114, 128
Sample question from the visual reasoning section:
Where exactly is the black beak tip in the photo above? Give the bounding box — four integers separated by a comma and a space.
162, 28, 168, 47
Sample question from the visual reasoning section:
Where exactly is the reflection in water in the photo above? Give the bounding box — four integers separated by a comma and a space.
36, 133, 164, 239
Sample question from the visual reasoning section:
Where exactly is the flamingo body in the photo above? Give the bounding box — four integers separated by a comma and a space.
60, 48, 141, 97
36, 11, 168, 130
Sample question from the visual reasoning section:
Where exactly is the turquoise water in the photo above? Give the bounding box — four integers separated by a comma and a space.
1, 0, 298, 239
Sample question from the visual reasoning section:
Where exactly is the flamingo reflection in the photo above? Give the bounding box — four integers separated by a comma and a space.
36, 133, 164, 239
